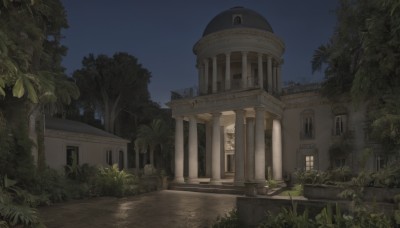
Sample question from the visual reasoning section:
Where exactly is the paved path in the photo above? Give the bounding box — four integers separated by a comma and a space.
39, 190, 237, 228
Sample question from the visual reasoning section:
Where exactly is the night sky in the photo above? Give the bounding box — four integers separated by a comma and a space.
60, 1, 338, 107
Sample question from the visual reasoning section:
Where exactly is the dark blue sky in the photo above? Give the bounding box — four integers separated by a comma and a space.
60, 1, 338, 106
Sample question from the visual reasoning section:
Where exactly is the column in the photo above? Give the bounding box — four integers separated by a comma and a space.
272, 64, 277, 93
267, 56, 272, 92
246, 117, 255, 182
188, 116, 198, 183
277, 63, 282, 93
212, 56, 217, 93
241, 51, 248, 89
225, 53, 231, 91
254, 107, 266, 182
258, 53, 263, 89
272, 118, 282, 180
234, 109, 245, 185
220, 126, 225, 179
204, 59, 209, 94
205, 121, 212, 177
198, 63, 204, 94
211, 113, 221, 184
174, 116, 184, 183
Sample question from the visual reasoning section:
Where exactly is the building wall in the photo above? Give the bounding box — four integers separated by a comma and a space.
44, 130, 128, 170
281, 91, 367, 177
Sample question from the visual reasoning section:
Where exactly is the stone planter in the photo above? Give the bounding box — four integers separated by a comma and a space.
304, 184, 400, 203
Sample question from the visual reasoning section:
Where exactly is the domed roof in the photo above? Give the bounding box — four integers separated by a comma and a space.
202, 6, 273, 37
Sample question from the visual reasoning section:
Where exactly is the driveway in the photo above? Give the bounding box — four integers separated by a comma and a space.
39, 190, 237, 228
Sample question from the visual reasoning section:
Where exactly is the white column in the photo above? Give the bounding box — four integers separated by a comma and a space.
212, 56, 217, 93
246, 117, 255, 182
258, 53, 263, 89
234, 109, 245, 185
204, 59, 209, 94
272, 118, 282, 180
174, 116, 184, 183
211, 113, 221, 184
277, 63, 282, 93
220, 126, 225, 179
254, 107, 266, 182
272, 64, 277, 93
225, 53, 231, 91
188, 116, 198, 183
267, 56, 272, 92
205, 121, 212, 177
198, 63, 204, 94
241, 51, 248, 89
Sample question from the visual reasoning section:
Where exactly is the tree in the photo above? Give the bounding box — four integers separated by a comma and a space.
312, 0, 400, 153
73, 53, 151, 133
136, 119, 172, 168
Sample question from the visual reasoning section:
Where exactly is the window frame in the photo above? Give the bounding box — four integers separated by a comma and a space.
66, 145, 79, 166
106, 149, 113, 166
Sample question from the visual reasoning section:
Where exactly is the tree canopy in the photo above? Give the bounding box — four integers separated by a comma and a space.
73, 52, 152, 133
312, 0, 400, 153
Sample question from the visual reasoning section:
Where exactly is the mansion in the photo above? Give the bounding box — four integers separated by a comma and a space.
167, 7, 375, 186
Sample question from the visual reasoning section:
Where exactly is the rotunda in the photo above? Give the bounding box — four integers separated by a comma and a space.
168, 6, 285, 186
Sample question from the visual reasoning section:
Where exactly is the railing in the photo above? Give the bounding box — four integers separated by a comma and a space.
170, 86, 199, 100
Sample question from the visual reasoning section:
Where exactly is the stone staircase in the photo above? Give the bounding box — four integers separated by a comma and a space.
168, 182, 246, 195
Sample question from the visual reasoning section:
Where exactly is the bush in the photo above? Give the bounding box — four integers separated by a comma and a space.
212, 209, 242, 228
94, 164, 137, 197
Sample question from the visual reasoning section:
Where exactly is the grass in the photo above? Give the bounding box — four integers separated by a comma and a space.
278, 184, 303, 196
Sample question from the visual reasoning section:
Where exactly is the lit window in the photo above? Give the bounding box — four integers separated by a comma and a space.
66, 146, 79, 166
305, 155, 314, 171
334, 115, 346, 136
106, 150, 113, 166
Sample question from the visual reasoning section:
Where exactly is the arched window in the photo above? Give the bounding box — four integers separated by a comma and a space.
233, 15, 242, 25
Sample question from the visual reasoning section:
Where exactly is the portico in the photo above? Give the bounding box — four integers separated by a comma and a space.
168, 6, 285, 186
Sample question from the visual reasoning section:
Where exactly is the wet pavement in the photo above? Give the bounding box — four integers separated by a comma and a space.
39, 190, 237, 228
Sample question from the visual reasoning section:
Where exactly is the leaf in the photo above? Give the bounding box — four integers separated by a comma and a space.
24, 79, 38, 103
12, 78, 25, 98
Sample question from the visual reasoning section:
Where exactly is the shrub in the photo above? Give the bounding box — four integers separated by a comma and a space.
94, 164, 136, 197
212, 209, 242, 228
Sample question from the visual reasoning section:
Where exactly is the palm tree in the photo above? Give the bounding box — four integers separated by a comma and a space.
136, 119, 171, 169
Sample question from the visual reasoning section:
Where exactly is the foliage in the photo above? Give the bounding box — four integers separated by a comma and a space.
0, 176, 44, 227
94, 164, 137, 197
212, 209, 242, 228
73, 52, 151, 133
294, 167, 352, 186
279, 184, 303, 197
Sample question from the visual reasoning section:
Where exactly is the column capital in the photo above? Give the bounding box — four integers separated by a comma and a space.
258, 53, 263, 58
225, 52, 231, 57
254, 106, 265, 112
203, 59, 209, 65
241, 51, 248, 55
211, 112, 222, 118
212, 56, 217, 61
234, 109, 245, 114
174, 116, 184, 121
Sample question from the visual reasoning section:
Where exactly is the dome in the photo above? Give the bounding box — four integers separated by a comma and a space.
202, 6, 273, 37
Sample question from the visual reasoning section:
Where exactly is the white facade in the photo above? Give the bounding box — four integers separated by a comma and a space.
168, 7, 372, 186
44, 117, 129, 170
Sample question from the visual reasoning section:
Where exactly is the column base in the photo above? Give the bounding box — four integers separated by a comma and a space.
173, 177, 185, 183
187, 178, 199, 184
254, 179, 267, 185
209, 179, 222, 185
234, 179, 245, 186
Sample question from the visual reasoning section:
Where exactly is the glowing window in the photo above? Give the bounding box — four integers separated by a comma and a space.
305, 155, 314, 171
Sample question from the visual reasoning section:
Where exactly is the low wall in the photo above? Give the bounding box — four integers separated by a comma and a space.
237, 196, 395, 227
304, 184, 400, 203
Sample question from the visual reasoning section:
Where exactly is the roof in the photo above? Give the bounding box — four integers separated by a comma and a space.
45, 117, 128, 141
202, 6, 273, 37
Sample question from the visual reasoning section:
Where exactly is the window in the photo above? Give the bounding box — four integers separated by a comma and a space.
233, 15, 242, 25
376, 155, 386, 171
334, 158, 346, 168
334, 115, 346, 136
66, 146, 79, 166
118, 150, 124, 170
305, 155, 314, 171
106, 150, 113, 166
301, 110, 314, 139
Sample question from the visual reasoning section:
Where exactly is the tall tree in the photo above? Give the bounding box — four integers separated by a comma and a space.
312, 0, 400, 153
73, 53, 151, 133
